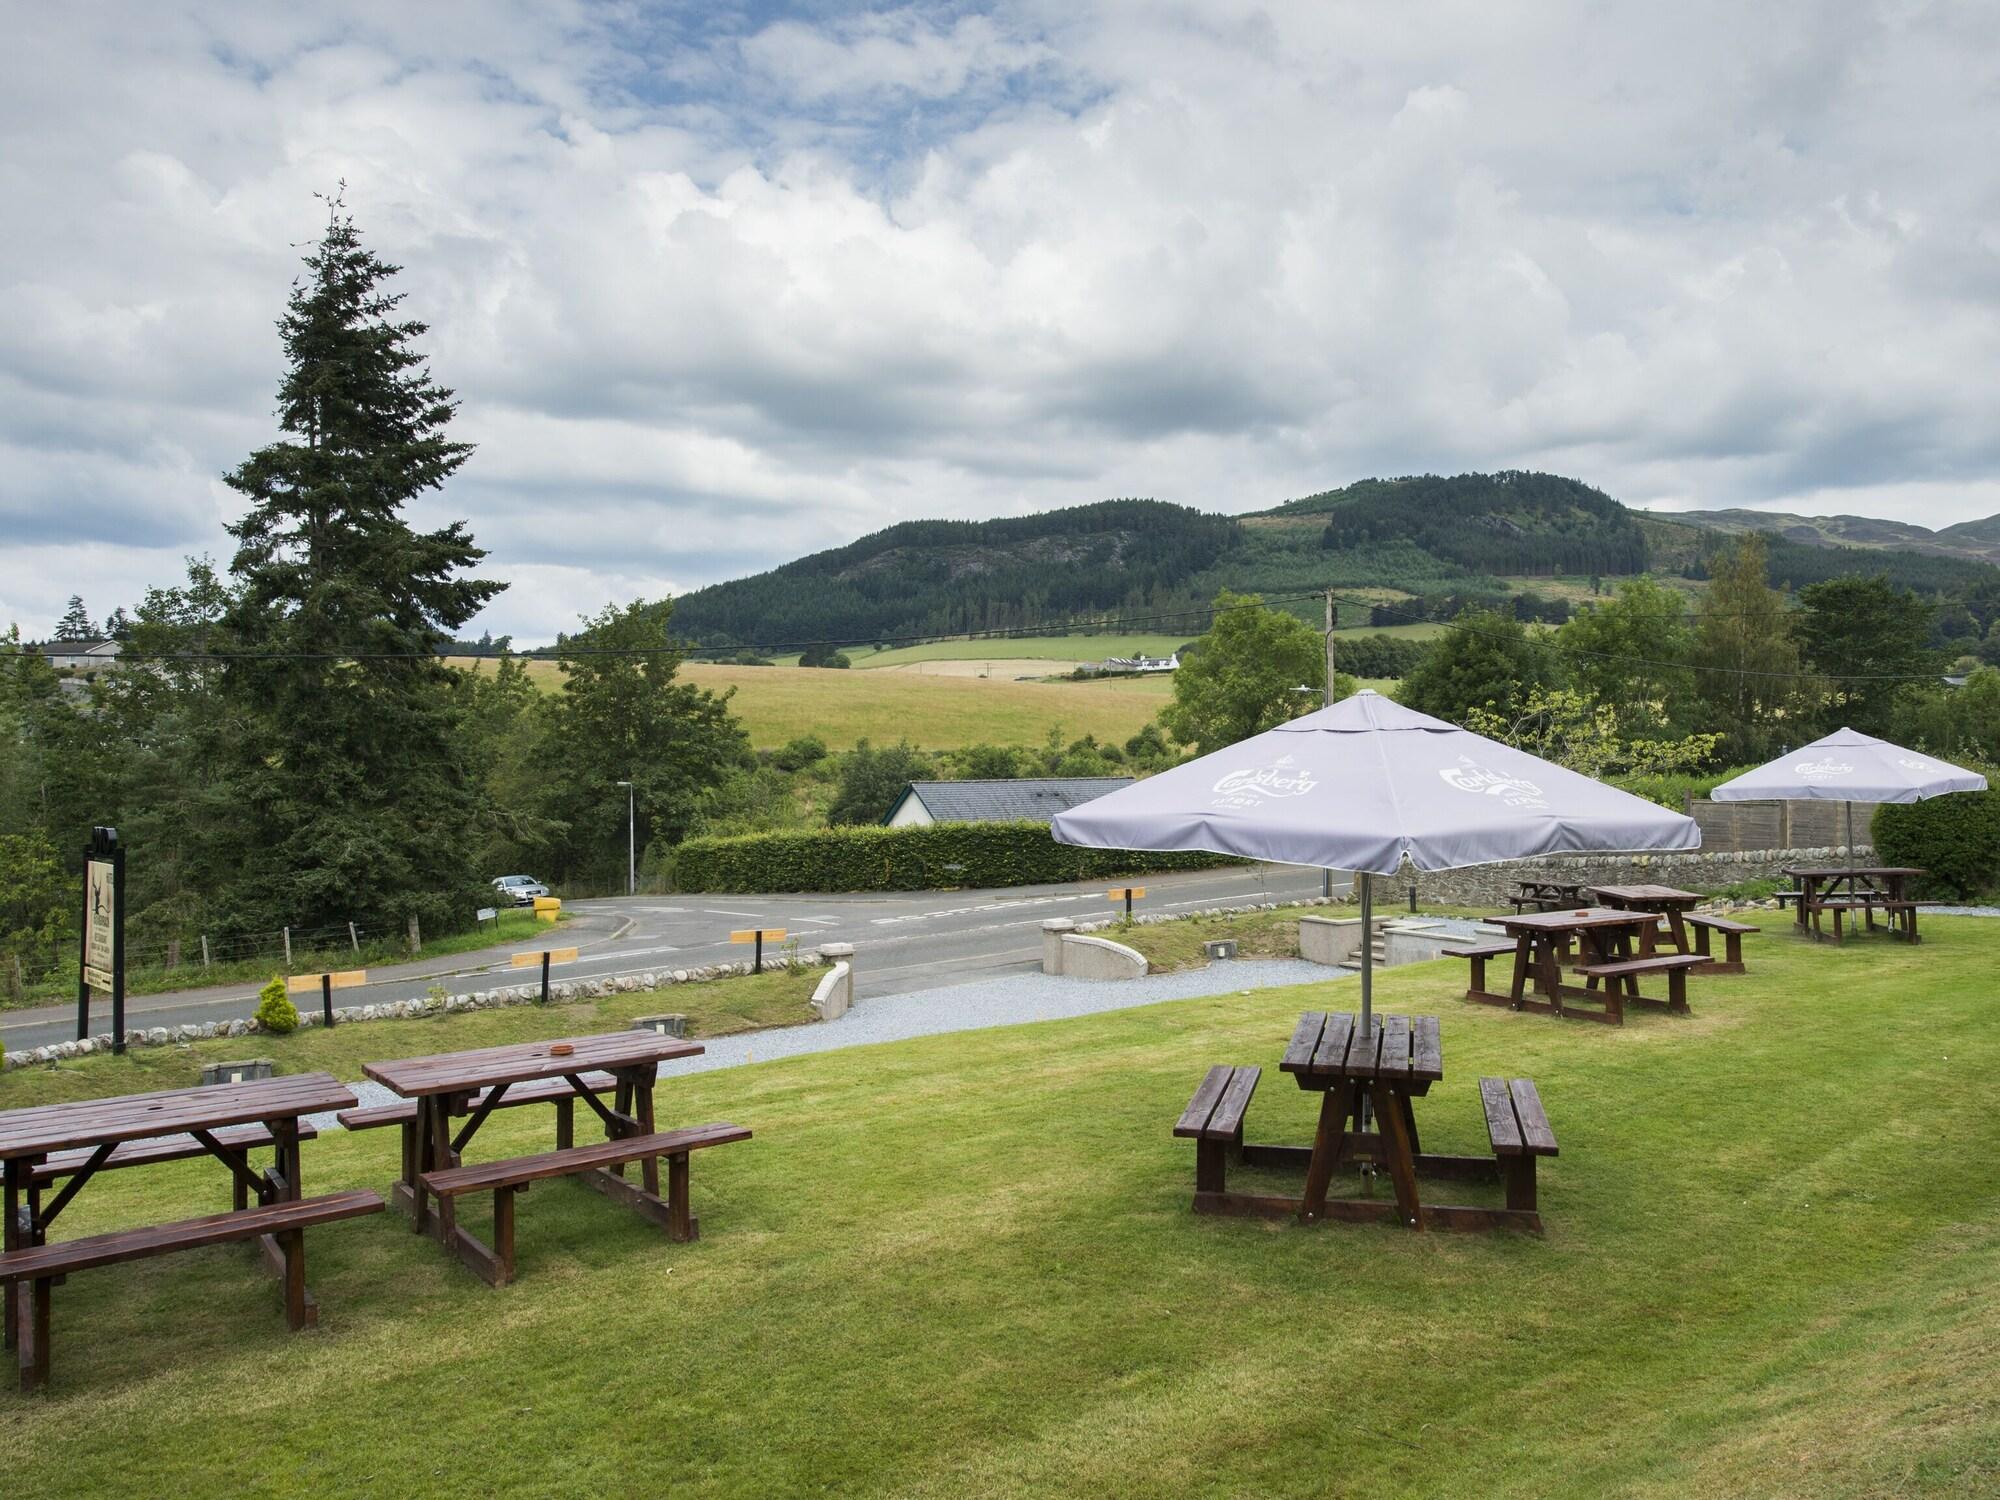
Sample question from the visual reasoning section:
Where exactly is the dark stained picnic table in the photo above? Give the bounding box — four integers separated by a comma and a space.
1781, 865, 1927, 943
364, 1032, 703, 1275
1468, 907, 1701, 1024
1513, 878, 1588, 913
1178, 1011, 1549, 1231
1588, 883, 1703, 955
0, 1073, 355, 1361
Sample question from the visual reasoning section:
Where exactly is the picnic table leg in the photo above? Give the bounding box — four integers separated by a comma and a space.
633, 1069, 661, 1198
3, 1158, 20, 1352
1507, 938, 1531, 1009
432, 1096, 459, 1247
1534, 938, 1564, 1014
1664, 908, 1690, 955
1368, 1084, 1423, 1230
1299, 1083, 1355, 1222
1397, 1092, 1422, 1156
411, 1098, 434, 1235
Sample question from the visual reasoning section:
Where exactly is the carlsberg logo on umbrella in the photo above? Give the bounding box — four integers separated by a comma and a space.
1438, 757, 1548, 808
1211, 755, 1318, 808
1794, 758, 1855, 778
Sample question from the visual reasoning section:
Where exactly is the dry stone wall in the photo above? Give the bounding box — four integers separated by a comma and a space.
1403, 844, 1867, 908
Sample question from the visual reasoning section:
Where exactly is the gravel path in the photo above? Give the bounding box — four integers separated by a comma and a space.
323, 958, 1355, 1121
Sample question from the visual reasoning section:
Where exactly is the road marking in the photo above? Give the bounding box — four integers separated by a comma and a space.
703, 908, 766, 918
869, 893, 1090, 926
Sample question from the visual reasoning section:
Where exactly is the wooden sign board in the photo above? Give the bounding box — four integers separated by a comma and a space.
511, 947, 579, 967
1106, 887, 1146, 901
287, 970, 366, 994
83, 858, 117, 990
730, 929, 786, 944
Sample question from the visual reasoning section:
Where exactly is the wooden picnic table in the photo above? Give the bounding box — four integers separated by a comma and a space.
1513, 877, 1588, 913
1467, 908, 1703, 1024
1588, 883, 1703, 955
364, 1032, 705, 1283
0, 1073, 363, 1387
1171, 1012, 1552, 1232
1781, 866, 1927, 943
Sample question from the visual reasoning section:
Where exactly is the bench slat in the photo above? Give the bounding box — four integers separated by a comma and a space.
1685, 914, 1758, 935
0, 1190, 385, 1282
1206, 1067, 1260, 1141
1174, 1066, 1233, 1138
33, 1122, 319, 1185
421, 1124, 751, 1198
1581, 955, 1706, 978
1479, 1077, 1524, 1156
1508, 1079, 1559, 1156
1280, 1012, 1326, 1073
1441, 942, 1516, 959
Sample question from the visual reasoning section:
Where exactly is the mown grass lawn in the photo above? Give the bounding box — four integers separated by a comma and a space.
4, 922, 1999, 1496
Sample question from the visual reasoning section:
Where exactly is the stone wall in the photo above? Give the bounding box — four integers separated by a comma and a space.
1403, 844, 1866, 909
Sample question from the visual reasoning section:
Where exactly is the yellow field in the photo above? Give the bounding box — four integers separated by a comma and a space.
455, 658, 1169, 750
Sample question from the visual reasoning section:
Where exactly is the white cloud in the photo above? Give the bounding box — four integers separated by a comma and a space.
5, 2, 2000, 639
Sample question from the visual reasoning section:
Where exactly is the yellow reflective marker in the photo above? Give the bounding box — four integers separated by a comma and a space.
1106, 887, 1147, 901
730, 928, 787, 944
286, 969, 366, 994
511, 947, 579, 967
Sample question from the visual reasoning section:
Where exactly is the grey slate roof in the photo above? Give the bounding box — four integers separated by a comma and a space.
887, 777, 1136, 825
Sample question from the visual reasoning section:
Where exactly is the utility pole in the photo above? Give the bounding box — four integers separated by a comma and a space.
616, 780, 636, 896
1323, 590, 1337, 899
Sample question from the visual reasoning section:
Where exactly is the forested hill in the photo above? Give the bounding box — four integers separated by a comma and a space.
665, 473, 2000, 651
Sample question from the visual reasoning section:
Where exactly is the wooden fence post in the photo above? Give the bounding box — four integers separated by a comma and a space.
282, 926, 292, 966
348, 921, 360, 953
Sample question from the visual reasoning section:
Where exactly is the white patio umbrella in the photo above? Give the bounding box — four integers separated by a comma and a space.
1050, 690, 1701, 1030
1709, 728, 1987, 871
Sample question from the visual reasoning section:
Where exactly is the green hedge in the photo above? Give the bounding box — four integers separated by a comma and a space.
1872, 770, 2000, 901
671, 821, 1238, 893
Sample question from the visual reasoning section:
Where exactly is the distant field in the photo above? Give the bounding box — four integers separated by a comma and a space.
454, 658, 1167, 750
842, 634, 1191, 670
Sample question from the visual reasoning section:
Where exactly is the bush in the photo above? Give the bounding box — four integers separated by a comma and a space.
1608, 767, 1756, 810
672, 820, 1238, 893
1872, 776, 2000, 900
255, 974, 300, 1034
771, 735, 828, 772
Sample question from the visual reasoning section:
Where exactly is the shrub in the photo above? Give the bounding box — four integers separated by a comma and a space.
255, 974, 300, 1034
1608, 767, 1757, 810
1872, 776, 2000, 900
672, 820, 1238, 893
772, 735, 829, 772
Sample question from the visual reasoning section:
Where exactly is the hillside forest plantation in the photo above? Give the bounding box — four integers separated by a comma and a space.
7, 206, 2000, 999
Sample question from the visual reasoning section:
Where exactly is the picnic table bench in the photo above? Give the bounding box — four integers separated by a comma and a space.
1513, 878, 1587, 914
0, 1073, 376, 1391
1684, 912, 1758, 974
1173, 1012, 1555, 1232
1444, 908, 1703, 1024
1782, 867, 1927, 944
363, 1034, 750, 1287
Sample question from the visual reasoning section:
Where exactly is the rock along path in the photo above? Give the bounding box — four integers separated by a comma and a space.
325, 958, 1356, 1119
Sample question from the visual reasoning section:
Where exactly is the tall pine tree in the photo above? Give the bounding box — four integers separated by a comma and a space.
210, 194, 502, 933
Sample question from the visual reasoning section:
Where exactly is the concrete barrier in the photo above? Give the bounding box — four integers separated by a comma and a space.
1381, 920, 1506, 967
1041, 919, 1076, 975
811, 943, 855, 1020
1299, 914, 1387, 966
1058, 933, 1148, 980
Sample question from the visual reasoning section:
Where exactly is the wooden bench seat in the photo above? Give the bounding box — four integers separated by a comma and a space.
1441, 940, 1516, 997
1578, 952, 1702, 1015
1685, 913, 1758, 974
1174, 1065, 1260, 1198
0, 1189, 384, 1392
32, 1122, 320, 1188
1479, 1078, 1557, 1229
418, 1124, 751, 1286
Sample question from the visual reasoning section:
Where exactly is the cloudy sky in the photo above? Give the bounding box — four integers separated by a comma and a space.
6, 2, 1999, 641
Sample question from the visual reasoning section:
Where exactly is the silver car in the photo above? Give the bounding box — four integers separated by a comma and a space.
492, 874, 549, 907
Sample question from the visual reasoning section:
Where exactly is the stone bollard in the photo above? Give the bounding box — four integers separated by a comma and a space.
1041, 918, 1075, 975
200, 1059, 275, 1087
630, 1014, 688, 1039
811, 943, 856, 1021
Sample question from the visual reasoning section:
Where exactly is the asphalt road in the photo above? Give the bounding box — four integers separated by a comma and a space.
2, 864, 1346, 1053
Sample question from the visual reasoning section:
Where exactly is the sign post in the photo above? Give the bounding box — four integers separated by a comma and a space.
730, 928, 787, 975
511, 946, 579, 1003
78, 826, 126, 1053
287, 970, 366, 1028
1107, 885, 1147, 922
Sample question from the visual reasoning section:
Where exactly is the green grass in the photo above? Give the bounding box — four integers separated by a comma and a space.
0, 965, 825, 1109
5, 923, 2000, 1495
10, 910, 563, 1011
845, 635, 1191, 669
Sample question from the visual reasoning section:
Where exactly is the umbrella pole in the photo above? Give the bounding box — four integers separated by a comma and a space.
1357, 872, 1375, 1181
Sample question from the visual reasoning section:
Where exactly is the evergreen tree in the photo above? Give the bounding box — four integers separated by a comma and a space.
207, 194, 503, 933
1556, 577, 1695, 727
54, 596, 94, 641
1690, 534, 1799, 761
1397, 608, 1560, 723
1793, 575, 1937, 737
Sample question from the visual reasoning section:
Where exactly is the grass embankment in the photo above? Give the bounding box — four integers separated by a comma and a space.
10, 910, 563, 1012
0, 965, 824, 1110
6, 924, 2000, 1495
458, 657, 1169, 750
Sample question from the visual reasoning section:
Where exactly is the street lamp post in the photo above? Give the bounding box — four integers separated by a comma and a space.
615, 780, 635, 896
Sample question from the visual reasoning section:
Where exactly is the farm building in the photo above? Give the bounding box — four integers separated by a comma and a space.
882, 777, 1136, 828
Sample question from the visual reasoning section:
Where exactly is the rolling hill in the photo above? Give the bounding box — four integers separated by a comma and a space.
665, 473, 2000, 652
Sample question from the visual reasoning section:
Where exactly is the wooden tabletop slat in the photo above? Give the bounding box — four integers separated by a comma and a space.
1345, 1020, 1383, 1079
1410, 1016, 1443, 1083
1280, 1012, 1327, 1073
1375, 1015, 1412, 1080
363, 1033, 704, 1098
0, 1074, 354, 1159
1496, 907, 1652, 935
1589, 884, 1701, 905
1782, 866, 1925, 878
1310, 1012, 1354, 1074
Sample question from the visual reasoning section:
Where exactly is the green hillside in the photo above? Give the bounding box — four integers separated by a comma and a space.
668, 473, 2000, 653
